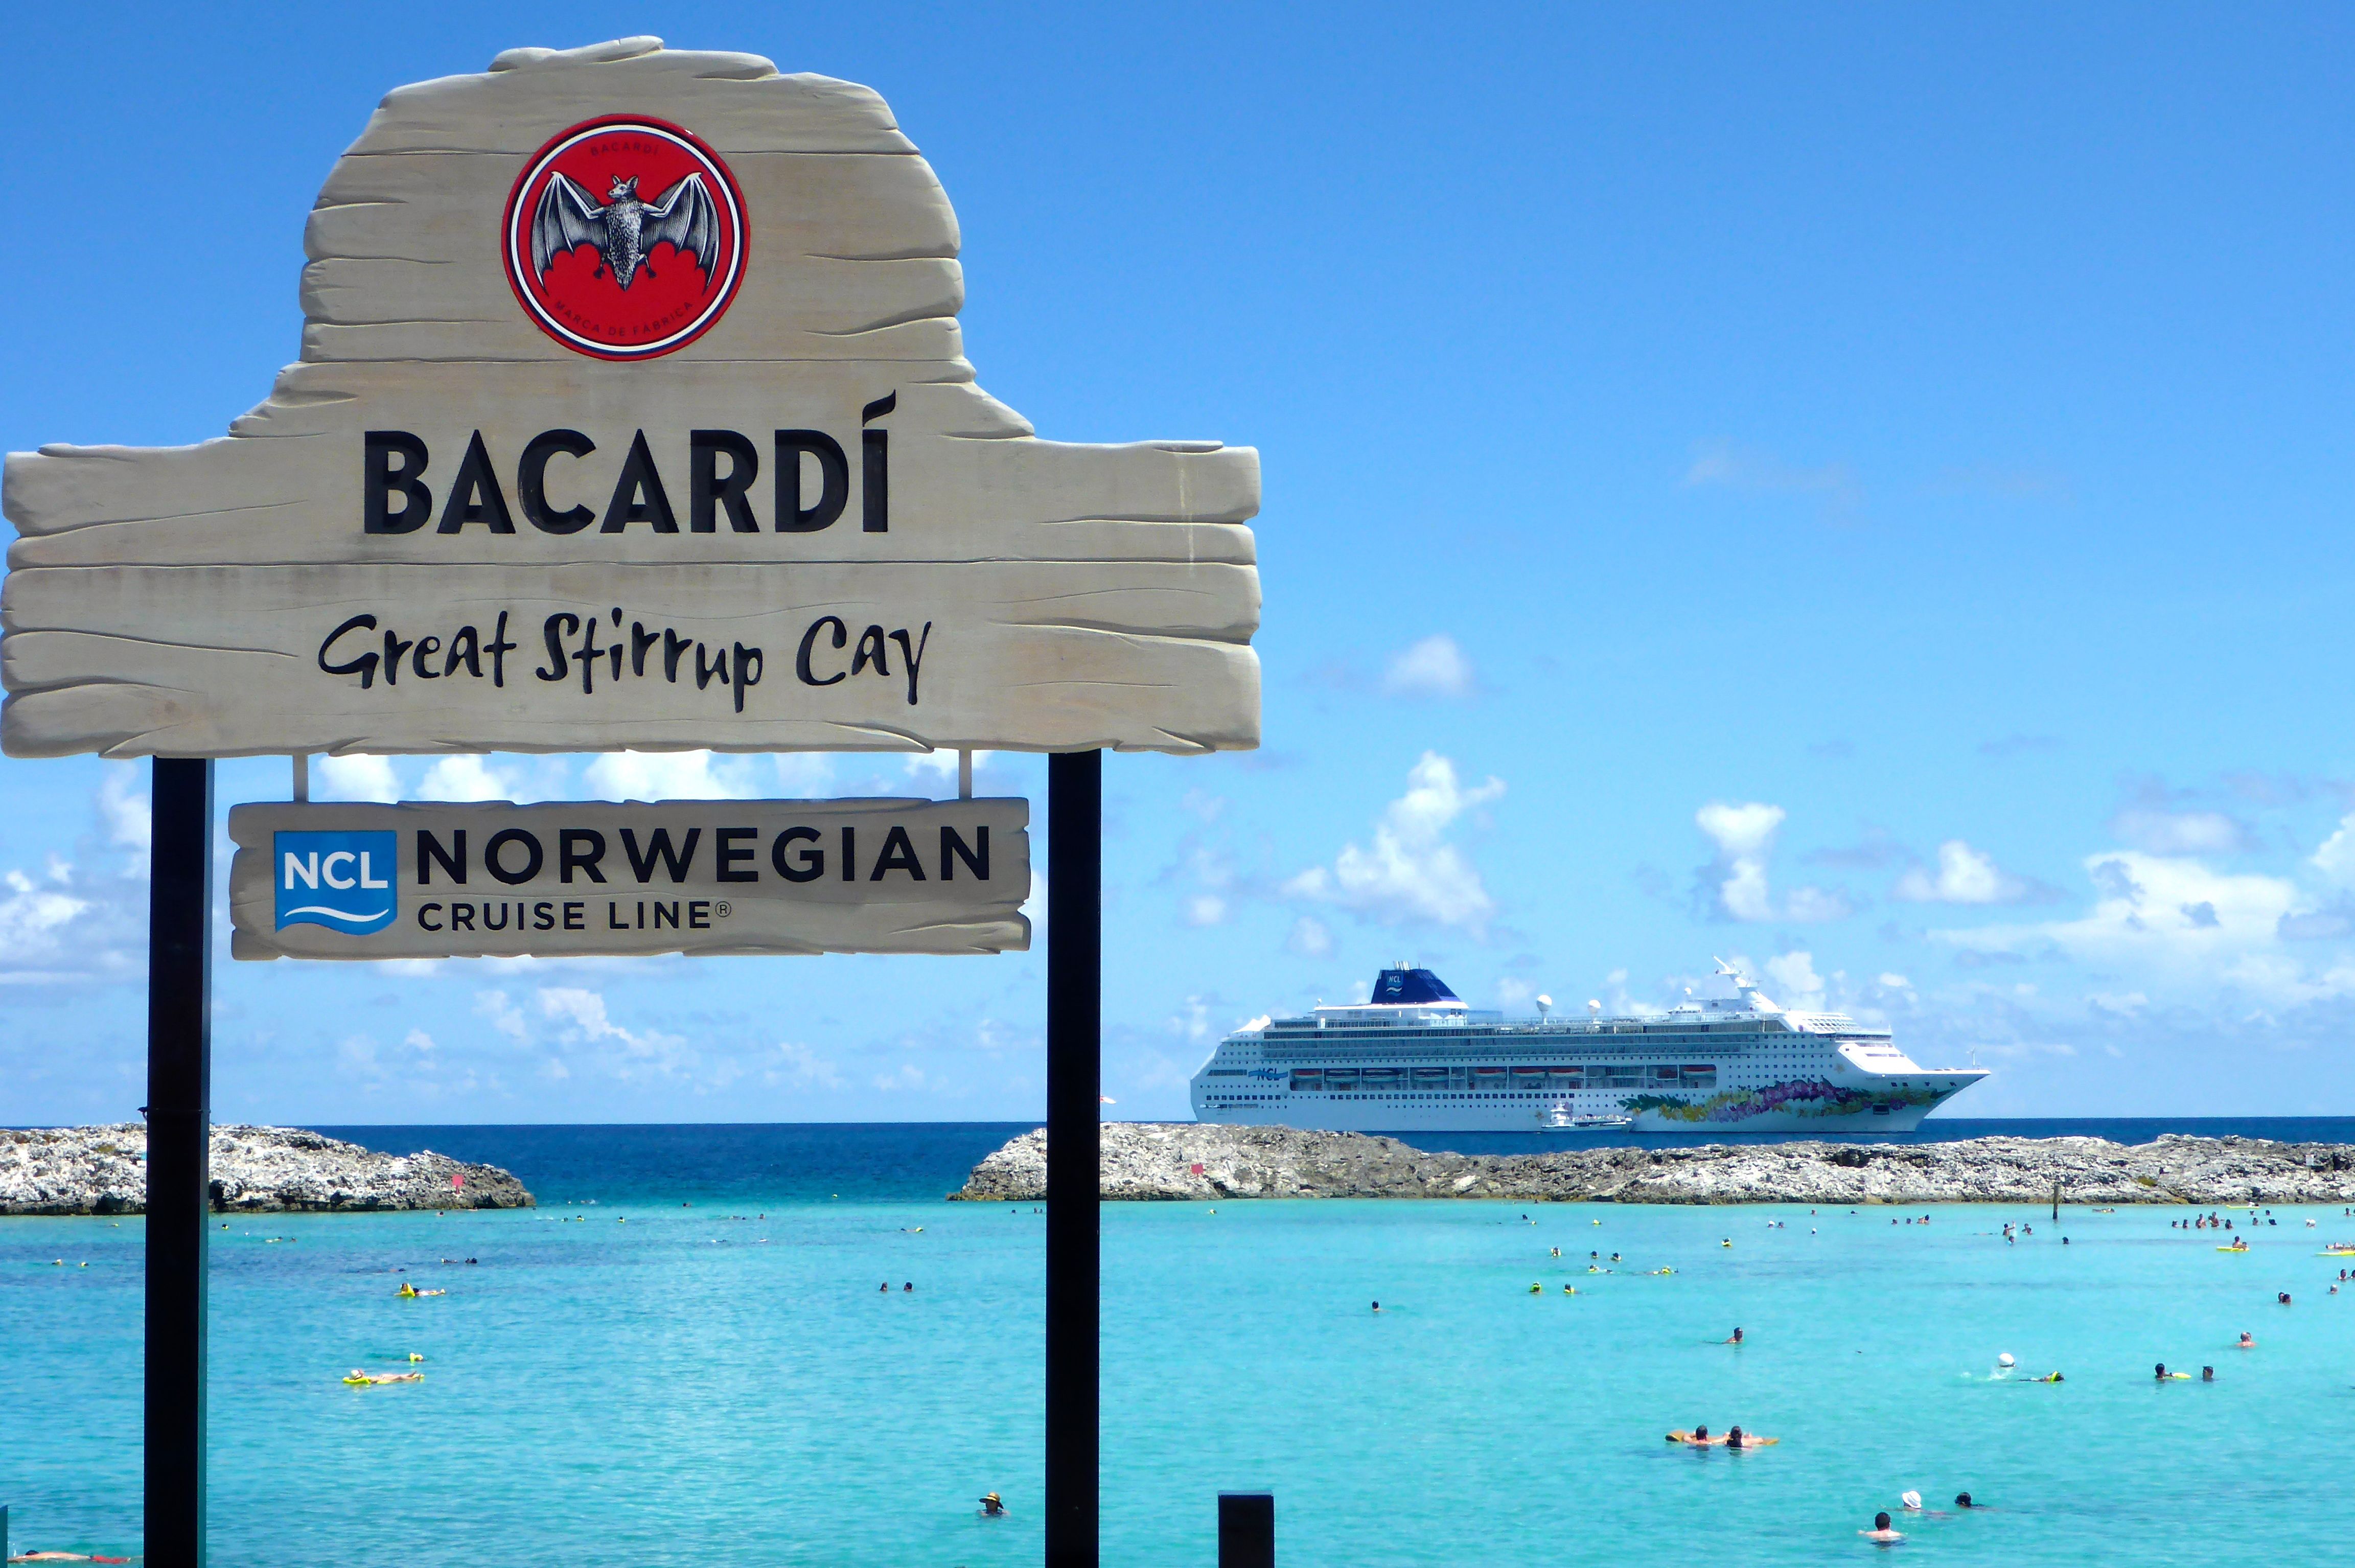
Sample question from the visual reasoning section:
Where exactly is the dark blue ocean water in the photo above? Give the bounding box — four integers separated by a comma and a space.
317, 1117, 2355, 1205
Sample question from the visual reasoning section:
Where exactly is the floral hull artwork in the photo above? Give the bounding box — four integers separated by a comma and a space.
1622, 1078, 1951, 1131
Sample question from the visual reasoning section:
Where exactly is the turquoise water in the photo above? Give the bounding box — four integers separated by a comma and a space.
5, 1128, 2354, 1564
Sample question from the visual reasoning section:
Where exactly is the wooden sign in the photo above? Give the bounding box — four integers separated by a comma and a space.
1, 38, 1260, 760
228, 797, 1028, 959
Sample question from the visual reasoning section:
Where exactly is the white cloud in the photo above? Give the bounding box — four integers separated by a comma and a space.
1286, 915, 1333, 958
873, 1064, 928, 1092
1185, 894, 1228, 927
2313, 814, 2355, 887
1935, 850, 2347, 1005
403, 1028, 437, 1054
1697, 802, 1785, 860
1168, 996, 1214, 1043
474, 989, 528, 1041
316, 754, 401, 801
2110, 807, 2251, 855
1285, 752, 1505, 932
1695, 802, 1847, 923
582, 750, 758, 801
1381, 634, 1477, 700
536, 986, 693, 1078
768, 1042, 844, 1090
773, 753, 837, 796
97, 767, 150, 861
1762, 951, 1825, 1007
419, 755, 514, 802
1894, 839, 2031, 904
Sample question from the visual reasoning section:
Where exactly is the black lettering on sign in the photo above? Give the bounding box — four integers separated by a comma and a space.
861, 392, 893, 533
690, 430, 759, 533
892, 623, 932, 706
870, 823, 925, 881
519, 430, 597, 534
536, 614, 578, 683
852, 626, 890, 679
534, 901, 557, 931
941, 824, 987, 881
318, 615, 381, 688
485, 829, 543, 885
715, 827, 758, 883
774, 431, 847, 532
771, 826, 822, 882
418, 830, 466, 886
563, 902, 585, 930
378, 627, 415, 687
411, 635, 442, 681
443, 624, 482, 680
560, 828, 607, 884
797, 616, 848, 686
619, 827, 699, 883
417, 902, 444, 931
452, 902, 476, 932
363, 432, 431, 534
438, 431, 515, 534
602, 430, 677, 533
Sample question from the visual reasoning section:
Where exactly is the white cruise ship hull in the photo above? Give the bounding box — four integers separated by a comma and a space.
1190, 962, 1988, 1137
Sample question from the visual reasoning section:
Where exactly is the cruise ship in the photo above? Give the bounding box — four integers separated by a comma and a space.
1189, 961, 1986, 1134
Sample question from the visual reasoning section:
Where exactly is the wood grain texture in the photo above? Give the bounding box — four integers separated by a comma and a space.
1, 39, 1260, 760
227, 796, 1028, 959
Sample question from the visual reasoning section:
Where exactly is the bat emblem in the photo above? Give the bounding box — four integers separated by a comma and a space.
503, 117, 747, 359
531, 171, 724, 292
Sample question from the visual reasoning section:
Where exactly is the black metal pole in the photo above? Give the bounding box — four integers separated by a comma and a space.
1218, 1492, 1275, 1568
1045, 749, 1101, 1568
146, 757, 213, 1568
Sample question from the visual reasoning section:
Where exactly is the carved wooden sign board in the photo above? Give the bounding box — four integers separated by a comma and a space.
0, 37, 1259, 759
0, 37, 1259, 960
231, 797, 1028, 959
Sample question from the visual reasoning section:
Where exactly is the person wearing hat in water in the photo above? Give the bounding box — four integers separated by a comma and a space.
980, 1492, 1007, 1517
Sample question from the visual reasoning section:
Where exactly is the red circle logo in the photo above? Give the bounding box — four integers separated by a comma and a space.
502, 116, 747, 360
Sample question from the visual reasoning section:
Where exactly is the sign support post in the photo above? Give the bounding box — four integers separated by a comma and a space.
146, 757, 214, 1568
1045, 749, 1101, 1568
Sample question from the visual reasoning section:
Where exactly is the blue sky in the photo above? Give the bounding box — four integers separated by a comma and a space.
7, 6, 2355, 1124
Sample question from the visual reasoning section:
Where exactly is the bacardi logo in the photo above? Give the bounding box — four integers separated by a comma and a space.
502, 116, 748, 359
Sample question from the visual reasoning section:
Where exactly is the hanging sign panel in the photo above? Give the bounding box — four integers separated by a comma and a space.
227, 797, 1028, 960
0, 38, 1260, 761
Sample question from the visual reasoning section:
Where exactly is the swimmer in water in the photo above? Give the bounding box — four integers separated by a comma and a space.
980, 1492, 1007, 1517
1726, 1327, 1744, 1344
904, 1282, 914, 1292
2237, 1331, 2255, 1348
1861, 1512, 1903, 1542
1371, 1301, 1381, 1313
2202, 1366, 2215, 1381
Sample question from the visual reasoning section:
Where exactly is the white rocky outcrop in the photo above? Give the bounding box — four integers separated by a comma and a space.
0, 1124, 534, 1215
955, 1122, 2355, 1206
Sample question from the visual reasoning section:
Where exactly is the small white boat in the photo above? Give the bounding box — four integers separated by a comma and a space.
1565, 1111, 1632, 1131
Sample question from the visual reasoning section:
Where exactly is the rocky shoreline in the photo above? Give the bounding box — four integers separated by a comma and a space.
954, 1122, 2355, 1206
0, 1124, 535, 1215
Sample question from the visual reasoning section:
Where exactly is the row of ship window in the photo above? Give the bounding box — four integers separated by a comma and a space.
1287, 1065, 1717, 1093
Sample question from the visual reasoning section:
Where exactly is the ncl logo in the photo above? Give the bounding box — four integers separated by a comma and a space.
275, 831, 398, 934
